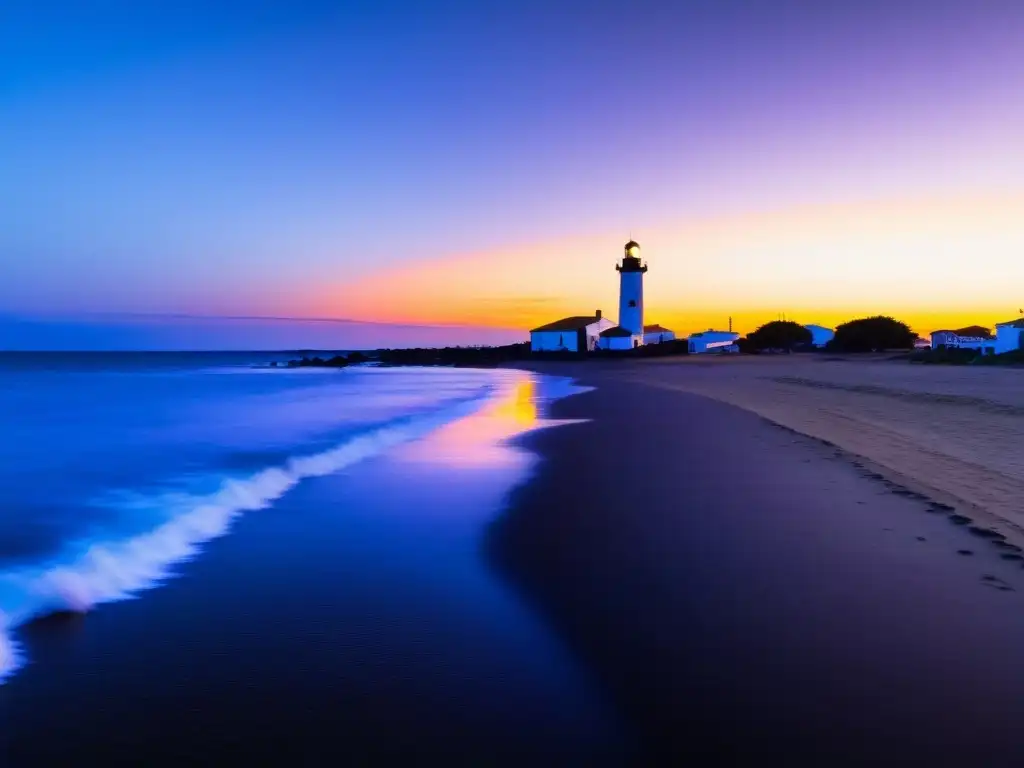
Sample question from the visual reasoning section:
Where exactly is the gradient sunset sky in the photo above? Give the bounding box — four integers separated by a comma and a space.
2, 0, 1023, 349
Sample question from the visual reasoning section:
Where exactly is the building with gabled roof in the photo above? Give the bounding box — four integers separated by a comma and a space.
643, 324, 676, 345
598, 324, 641, 350
530, 311, 614, 352
931, 325, 994, 351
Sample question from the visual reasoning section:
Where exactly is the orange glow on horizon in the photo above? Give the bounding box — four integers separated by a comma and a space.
304, 192, 1024, 339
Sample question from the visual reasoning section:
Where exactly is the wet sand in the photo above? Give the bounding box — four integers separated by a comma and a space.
493, 363, 1024, 762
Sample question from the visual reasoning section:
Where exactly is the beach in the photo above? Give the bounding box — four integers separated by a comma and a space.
619, 355, 1024, 540
495, 358, 1024, 762
6, 354, 1024, 763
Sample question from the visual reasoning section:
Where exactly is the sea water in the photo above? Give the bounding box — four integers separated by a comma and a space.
0, 353, 584, 686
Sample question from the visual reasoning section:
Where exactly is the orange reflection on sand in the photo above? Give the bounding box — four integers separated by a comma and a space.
400, 375, 540, 469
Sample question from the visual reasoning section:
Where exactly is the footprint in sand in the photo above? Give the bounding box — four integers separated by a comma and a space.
968, 526, 1006, 541
981, 574, 1015, 592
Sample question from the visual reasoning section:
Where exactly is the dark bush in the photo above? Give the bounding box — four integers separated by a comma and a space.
746, 321, 812, 352
828, 316, 915, 353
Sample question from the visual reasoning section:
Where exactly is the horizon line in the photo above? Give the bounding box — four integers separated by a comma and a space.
6, 311, 522, 332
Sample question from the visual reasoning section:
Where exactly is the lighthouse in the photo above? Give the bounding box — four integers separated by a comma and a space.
616, 239, 647, 336
530, 237, 675, 353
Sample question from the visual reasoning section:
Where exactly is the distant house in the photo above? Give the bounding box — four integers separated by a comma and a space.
930, 326, 994, 351
913, 337, 931, 350
929, 321, 1023, 356
804, 324, 835, 348
598, 325, 641, 350
688, 330, 740, 354
643, 324, 676, 345
994, 318, 1024, 353
530, 311, 614, 352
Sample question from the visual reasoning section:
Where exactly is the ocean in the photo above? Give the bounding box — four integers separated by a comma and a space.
0, 353, 622, 761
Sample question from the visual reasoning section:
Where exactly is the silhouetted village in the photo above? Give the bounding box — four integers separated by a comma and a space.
284, 240, 1024, 369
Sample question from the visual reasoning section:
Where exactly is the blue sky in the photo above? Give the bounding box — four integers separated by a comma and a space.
2, 0, 1023, 348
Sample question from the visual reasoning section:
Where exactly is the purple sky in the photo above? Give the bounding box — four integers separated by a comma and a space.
2, 0, 1022, 348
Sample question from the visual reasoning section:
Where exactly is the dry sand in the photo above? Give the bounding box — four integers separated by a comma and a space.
623, 354, 1024, 538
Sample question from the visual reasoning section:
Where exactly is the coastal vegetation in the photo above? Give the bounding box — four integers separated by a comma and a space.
283, 338, 693, 368
827, 316, 916, 353
744, 320, 813, 352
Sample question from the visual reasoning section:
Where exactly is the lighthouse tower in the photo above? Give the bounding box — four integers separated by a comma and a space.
616, 239, 647, 336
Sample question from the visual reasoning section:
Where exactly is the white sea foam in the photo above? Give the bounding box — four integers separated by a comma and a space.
0, 387, 494, 684
0, 616, 20, 683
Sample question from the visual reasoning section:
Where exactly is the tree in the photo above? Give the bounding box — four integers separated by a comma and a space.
829, 316, 915, 352
746, 320, 813, 352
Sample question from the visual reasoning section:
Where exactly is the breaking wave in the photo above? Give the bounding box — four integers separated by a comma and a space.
0, 387, 495, 684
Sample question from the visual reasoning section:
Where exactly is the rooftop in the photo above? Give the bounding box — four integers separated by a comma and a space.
530, 315, 601, 333
690, 330, 738, 338
643, 323, 672, 333
599, 326, 634, 338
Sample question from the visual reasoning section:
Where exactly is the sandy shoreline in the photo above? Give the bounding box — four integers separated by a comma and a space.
495, 365, 1024, 761
606, 356, 1024, 543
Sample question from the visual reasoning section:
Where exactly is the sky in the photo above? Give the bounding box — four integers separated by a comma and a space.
2, 0, 1023, 349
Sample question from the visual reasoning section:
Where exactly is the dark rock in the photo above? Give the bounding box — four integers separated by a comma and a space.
949, 514, 972, 525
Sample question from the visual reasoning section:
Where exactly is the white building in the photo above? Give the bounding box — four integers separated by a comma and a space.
643, 324, 676, 345
688, 330, 740, 354
930, 326, 993, 351
994, 318, 1024, 353
530, 311, 614, 352
598, 325, 640, 350
804, 324, 835, 348
529, 240, 676, 353
929, 320, 1024, 356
